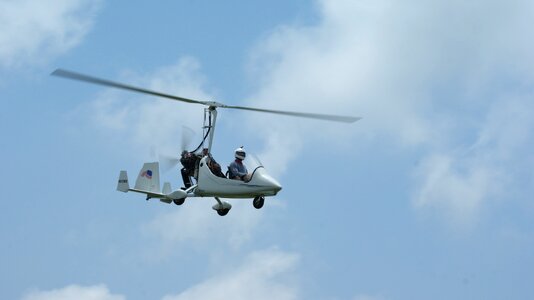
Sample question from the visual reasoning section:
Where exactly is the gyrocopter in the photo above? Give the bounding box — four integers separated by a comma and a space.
51, 69, 361, 216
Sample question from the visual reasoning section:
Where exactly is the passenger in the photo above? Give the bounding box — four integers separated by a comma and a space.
203, 148, 226, 178
209, 158, 226, 178
229, 147, 250, 181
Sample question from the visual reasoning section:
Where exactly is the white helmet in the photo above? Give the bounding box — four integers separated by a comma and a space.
235, 147, 246, 160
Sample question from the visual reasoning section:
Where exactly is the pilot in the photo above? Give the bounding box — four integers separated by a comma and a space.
229, 147, 250, 181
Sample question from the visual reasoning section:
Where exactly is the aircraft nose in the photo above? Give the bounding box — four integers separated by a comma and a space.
252, 168, 282, 194
272, 180, 282, 192
265, 176, 282, 193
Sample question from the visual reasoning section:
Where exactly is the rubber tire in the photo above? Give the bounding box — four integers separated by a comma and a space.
253, 196, 265, 209
173, 198, 185, 205
217, 208, 229, 216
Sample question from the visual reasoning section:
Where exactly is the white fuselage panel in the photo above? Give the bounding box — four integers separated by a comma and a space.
195, 157, 282, 198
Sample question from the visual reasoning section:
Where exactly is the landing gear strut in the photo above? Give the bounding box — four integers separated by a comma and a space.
253, 196, 265, 209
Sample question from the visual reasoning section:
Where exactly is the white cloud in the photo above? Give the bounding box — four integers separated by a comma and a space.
246, 0, 435, 146
413, 153, 500, 226
0, 0, 100, 68
243, 0, 534, 226
21, 250, 299, 300
89, 57, 213, 157
83, 0, 534, 228
161, 248, 299, 300
141, 200, 263, 256
21, 284, 124, 300
413, 96, 534, 225
246, 0, 534, 142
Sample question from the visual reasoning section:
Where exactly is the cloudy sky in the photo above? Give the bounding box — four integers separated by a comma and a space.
1, 0, 534, 299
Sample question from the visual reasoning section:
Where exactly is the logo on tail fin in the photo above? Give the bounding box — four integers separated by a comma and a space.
141, 170, 153, 179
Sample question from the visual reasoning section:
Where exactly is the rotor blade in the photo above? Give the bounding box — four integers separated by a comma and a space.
51, 68, 211, 106
52, 68, 361, 123
221, 104, 361, 123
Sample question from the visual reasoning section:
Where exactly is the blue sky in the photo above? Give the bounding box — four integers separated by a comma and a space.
1, 0, 534, 299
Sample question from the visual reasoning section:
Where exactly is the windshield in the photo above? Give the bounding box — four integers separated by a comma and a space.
243, 153, 264, 172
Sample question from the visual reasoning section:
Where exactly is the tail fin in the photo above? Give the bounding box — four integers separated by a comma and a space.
134, 162, 161, 193
162, 182, 172, 195
159, 182, 173, 204
117, 170, 129, 192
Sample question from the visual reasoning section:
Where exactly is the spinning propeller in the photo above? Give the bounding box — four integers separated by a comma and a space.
159, 126, 196, 173
51, 69, 361, 123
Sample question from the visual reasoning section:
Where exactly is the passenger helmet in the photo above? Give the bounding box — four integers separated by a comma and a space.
235, 147, 246, 160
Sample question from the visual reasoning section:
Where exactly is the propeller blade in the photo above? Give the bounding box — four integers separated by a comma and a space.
221, 104, 361, 123
159, 126, 196, 173
181, 126, 195, 151
159, 154, 181, 173
51, 68, 211, 106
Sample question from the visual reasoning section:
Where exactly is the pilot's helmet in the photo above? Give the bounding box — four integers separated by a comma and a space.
235, 147, 246, 160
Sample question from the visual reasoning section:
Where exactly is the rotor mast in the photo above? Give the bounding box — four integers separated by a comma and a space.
203, 106, 218, 154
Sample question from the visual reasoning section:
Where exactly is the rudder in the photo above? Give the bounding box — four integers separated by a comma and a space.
134, 162, 161, 193
117, 170, 129, 192
162, 182, 172, 195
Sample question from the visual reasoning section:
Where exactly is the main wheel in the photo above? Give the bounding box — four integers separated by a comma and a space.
217, 208, 230, 216
173, 198, 185, 205
253, 196, 265, 209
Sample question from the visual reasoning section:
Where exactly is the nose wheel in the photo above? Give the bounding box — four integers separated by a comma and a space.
217, 208, 230, 216
253, 196, 265, 209
213, 197, 232, 216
